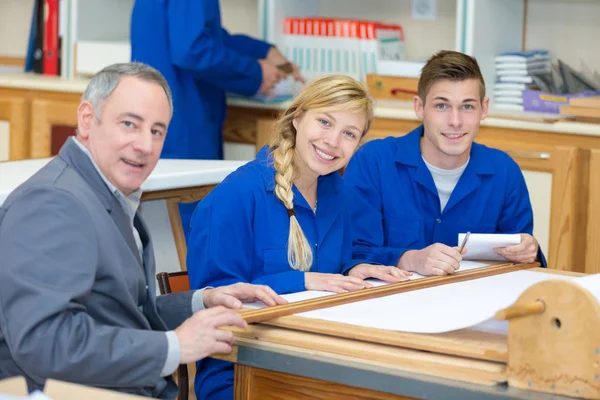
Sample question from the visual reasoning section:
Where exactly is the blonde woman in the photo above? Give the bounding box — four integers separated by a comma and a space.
187, 75, 411, 400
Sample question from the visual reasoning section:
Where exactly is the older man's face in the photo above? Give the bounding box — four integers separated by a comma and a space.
77, 76, 170, 195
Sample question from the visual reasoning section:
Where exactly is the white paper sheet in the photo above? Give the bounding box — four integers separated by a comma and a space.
365, 260, 494, 285
459, 233, 521, 261
469, 318, 509, 335
573, 273, 600, 304
295, 270, 578, 334
243, 289, 331, 310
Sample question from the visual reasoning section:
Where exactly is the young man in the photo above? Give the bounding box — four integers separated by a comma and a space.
0, 63, 285, 398
344, 51, 544, 277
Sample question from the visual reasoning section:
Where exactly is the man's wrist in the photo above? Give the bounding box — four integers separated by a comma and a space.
396, 250, 414, 271
160, 331, 181, 377
201, 288, 213, 309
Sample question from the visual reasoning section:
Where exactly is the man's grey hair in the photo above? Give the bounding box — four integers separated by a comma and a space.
81, 62, 173, 120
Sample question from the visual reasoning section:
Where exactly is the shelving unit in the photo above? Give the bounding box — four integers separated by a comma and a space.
259, 0, 526, 102
1, 0, 598, 89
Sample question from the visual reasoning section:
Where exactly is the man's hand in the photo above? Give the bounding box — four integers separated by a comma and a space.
203, 283, 287, 309
494, 233, 539, 263
397, 243, 466, 276
348, 263, 412, 283
266, 46, 288, 66
287, 63, 305, 84
257, 60, 283, 95
174, 306, 245, 363
305, 272, 371, 293
265, 46, 306, 83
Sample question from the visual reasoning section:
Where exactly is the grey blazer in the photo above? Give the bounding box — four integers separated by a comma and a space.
0, 139, 194, 398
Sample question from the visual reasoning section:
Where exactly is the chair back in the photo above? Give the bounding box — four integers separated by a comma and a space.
157, 271, 190, 295
156, 271, 191, 400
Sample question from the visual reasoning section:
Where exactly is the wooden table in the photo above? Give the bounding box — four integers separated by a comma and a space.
224, 267, 584, 400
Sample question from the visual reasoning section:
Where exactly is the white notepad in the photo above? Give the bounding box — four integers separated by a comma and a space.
458, 233, 521, 261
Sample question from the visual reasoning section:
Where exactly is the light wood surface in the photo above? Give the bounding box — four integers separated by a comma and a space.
561, 105, 600, 119
0, 95, 28, 159
570, 96, 600, 109
507, 279, 600, 399
586, 148, 600, 274
495, 300, 545, 321
0, 87, 80, 160
44, 379, 149, 399
256, 117, 275, 153
0, 56, 25, 67
234, 364, 418, 399
366, 74, 419, 102
223, 106, 279, 150
263, 316, 508, 362
230, 327, 506, 387
30, 98, 78, 158
474, 133, 582, 272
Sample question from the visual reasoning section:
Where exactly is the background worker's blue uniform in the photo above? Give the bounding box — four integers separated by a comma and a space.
131, 0, 272, 238
344, 125, 546, 267
186, 146, 368, 399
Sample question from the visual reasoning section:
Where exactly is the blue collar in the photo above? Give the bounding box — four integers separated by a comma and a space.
257, 145, 343, 195
393, 125, 495, 175
257, 145, 343, 212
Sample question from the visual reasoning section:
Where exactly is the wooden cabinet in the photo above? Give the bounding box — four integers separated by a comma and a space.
476, 134, 581, 273
0, 95, 28, 160
0, 120, 8, 161
0, 87, 80, 160
585, 149, 600, 274
29, 98, 78, 158
234, 365, 416, 400
223, 106, 281, 154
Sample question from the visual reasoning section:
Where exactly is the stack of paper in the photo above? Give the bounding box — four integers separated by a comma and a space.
458, 233, 521, 261
494, 50, 552, 111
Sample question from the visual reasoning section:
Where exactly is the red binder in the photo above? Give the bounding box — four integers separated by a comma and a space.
43, 0, 59, 76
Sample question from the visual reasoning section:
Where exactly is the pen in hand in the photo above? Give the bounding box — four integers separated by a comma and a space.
454, 232, 470, 272
459, 231, 471, 253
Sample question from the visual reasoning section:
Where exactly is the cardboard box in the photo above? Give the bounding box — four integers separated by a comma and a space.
366, 74, 419, 101
0, 377, 148, 399
569, 96, 600, 109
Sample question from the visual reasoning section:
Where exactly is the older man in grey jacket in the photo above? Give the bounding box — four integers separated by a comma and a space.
0, 62, 285, 398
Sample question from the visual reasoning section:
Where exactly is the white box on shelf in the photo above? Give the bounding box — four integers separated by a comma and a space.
74, 40, 130, 77
377, 60, 425, 78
